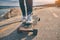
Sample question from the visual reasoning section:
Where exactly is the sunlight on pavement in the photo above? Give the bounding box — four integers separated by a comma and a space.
0, 27, 8, 33
49, 8, 59, 18
21, 38, 26, 40
53, 13, 58, 18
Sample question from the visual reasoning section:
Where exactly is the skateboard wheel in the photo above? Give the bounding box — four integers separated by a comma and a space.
33, 29, 38, 36
17, 29, 20, 34
17, 28, 19, 33
38, 18, 40, 21
17, 28, 23, 34
17, 30, 23, 34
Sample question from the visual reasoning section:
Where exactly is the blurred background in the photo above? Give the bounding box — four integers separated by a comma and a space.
0, 0, 56, 6
0, 0, 58, 21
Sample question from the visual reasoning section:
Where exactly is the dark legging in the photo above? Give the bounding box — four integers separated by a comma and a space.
19, 0, 32, 16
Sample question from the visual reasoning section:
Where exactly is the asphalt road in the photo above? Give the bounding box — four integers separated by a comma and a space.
0, 7, 60, 40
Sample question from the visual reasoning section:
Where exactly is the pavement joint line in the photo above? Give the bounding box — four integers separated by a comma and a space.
0, 22, 21, 38
0, 23, 20, 33
0, 16, 21, 27
53, 13, 58, 18
49, 8, 59, 18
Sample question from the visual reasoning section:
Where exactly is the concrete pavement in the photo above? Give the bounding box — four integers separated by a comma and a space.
0, 7, 60, 40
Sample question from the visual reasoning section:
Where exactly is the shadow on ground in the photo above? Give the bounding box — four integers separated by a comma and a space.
18, 32, 36, 40
0, 28, 36, 40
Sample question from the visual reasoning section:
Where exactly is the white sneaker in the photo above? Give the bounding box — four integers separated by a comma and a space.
26, 15, 34, 24
20, 16, 26, 22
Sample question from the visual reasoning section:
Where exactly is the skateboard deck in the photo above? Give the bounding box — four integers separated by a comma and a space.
18, 15, 40, 31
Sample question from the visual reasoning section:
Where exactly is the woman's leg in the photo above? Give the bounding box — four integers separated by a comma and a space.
19, 0, 32, 16
26, 0, 33, 15
19, 0, 26, 16
26, 0, 33, 23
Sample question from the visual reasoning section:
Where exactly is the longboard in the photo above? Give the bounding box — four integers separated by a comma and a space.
17, 15, 40, 35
